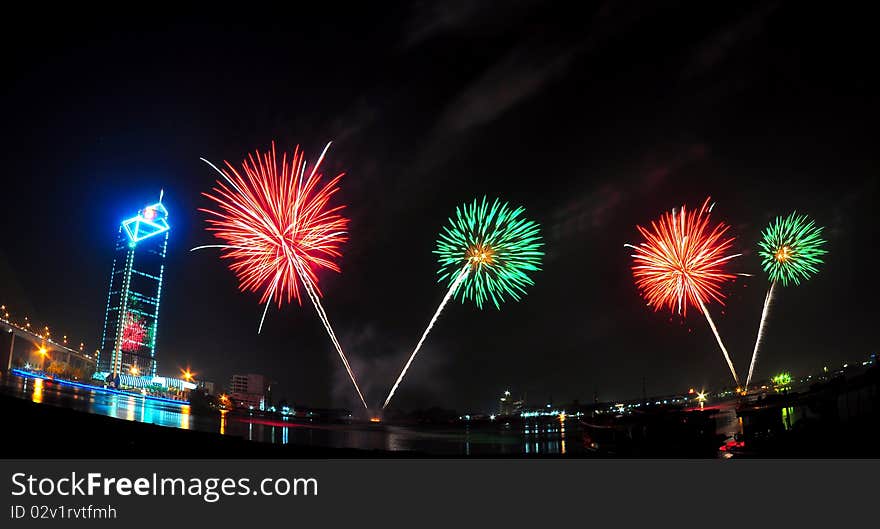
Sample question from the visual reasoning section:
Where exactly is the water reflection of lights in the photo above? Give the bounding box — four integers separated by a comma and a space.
220, 409, 228, 435
126, 397, 136, 421
32, 378, 43, 403
180, 405, 191, 430
561, 420, 566, 455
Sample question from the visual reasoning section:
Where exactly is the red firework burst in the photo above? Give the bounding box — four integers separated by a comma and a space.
627, 197, 739, 316
199, 141, 348, 307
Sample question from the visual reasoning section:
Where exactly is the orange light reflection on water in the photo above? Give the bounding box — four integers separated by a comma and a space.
32, 378, 43, 404
180, 405, 191, 430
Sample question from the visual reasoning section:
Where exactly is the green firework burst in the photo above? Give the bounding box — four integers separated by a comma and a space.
758, 212, 827, 287
435, 197, 543, 309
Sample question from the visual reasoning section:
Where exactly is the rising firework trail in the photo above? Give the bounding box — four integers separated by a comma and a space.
382, 264, 470, 410
745, 212, 827, 388
383, 197, 543, 409
746, 280, 775, 389
626, 197, 742, 386
194, 141, 368, 409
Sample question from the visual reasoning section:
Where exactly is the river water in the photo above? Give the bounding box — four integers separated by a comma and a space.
0, 373, 585, 455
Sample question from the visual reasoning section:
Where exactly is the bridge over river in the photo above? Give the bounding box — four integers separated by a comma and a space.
0, 316, 96, 375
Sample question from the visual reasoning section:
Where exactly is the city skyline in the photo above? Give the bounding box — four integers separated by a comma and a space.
1, 2, 878, 411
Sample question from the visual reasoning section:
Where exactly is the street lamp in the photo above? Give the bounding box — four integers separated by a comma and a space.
37, 346, 48, 371
696, 390, 707, 410
129, 364, 140, 376
181, 368, 195, 382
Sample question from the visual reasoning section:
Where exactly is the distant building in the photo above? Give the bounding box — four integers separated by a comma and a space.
229, 373, 268, 409
498, 389, 524, 416
97, 195, 170, 377
198, 380, 215, 396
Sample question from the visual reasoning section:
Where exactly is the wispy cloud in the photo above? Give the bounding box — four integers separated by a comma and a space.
436, 43, 576, 134
548, 142, 708, 256
402, 0, 537, 47
682, 1, 781, 80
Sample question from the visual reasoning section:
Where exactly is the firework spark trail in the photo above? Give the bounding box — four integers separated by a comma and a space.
292, 260, 368, 410
195, 142, 368, 407
744, 213, 826, 388
258, 279, 279, 334
627, 198, 742, 387
383, 263, 470, 410
746, 281, 776, 389
697, 296, 740, 387
189, 243, 366, 407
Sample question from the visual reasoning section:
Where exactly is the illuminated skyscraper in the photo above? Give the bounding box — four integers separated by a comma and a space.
97, 194, 169, 376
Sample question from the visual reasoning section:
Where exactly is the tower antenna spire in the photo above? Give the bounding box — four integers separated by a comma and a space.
159, 188, 164, 203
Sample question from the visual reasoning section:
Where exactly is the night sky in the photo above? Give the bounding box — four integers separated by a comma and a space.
1, 2, 877, 412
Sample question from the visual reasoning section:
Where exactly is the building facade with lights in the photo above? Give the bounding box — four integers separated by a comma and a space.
97, 196, 169, 377
229, 373, 268, 410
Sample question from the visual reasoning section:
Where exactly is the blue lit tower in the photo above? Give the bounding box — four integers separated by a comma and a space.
97, 193, 170, 377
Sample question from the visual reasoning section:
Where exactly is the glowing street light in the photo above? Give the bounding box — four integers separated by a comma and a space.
696, 390, 708, 409
129, 364, 140, 376
37, 346, 48, 371
181, 368, 195, 382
